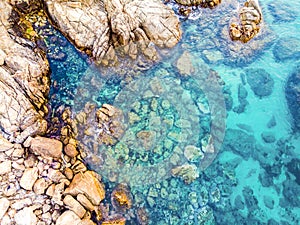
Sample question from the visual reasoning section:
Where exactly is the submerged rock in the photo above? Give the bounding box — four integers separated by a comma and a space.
273, 37, 300, 62
285, 65, 300, 131
245, 68, 274, 98
268, 1, 298, 23
174, 0, 221, 8
171, 164, 199, 184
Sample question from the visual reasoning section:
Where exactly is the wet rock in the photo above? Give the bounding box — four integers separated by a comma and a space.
267, 115, 276, 128
261, 132, 276, 143
65, 171, 105, 205
229, 0, 262, 43
102, 217, 126, 225
20, 167, 39, 191
111, 183, 133, 211
285, 65, 300, 131
0, 161, 12, 175
63, 195, 86, 218
245, 68, 274, 97
171, 164, 199, 184
56, 210, 81, 225
14, 207, 37, 225
273, 37, 300, 62
44, 0, 181, 64
0, 198, 10, 220
175, 0, 221, 8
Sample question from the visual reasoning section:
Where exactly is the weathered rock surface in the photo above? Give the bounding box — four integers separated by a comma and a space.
229, 0, 262, 43
65, 171, 105, 205
26, 136, 63, 159
0, 198, 10, 220
273, 37, 300, 62
14, 207, 37, 225
0, 1, 49, 143
56, 210, 81, 225
44, 0, 181, 64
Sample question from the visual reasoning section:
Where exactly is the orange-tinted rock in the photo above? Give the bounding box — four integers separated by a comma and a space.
101, 218, 126, 225
29, 136, 63, 159
65, 171, 105, 205
111, 183, 133, 211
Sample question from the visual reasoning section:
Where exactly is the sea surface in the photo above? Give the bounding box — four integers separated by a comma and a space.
46, 0, 300, 224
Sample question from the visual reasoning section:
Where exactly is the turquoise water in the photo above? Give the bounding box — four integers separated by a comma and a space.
46, 0, 300, 224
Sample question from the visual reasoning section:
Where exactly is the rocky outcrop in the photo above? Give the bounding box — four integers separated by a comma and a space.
44, 0, 181, 65
229, 0, 262, 43
0, 1, 49, 143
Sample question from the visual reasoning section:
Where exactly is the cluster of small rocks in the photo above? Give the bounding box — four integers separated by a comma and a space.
229, 0, 262, 43
174, 0, 221, 8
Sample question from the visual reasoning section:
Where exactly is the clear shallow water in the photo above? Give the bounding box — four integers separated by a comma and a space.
47, 0, 300, 224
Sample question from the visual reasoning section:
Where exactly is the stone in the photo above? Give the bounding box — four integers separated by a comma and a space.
171, 164, 199, 184
48, 168, 66, 183
268, 2, 298, 23
44, 0, 181, 64
229, 0, 262, 43
56, 210, 81, 225
20, 167, 39, 190
11, 198, 32, 210
29, 136, 63, 159
14, 207, 37, 225
0, 1, 49, 143
102, 218, 126, 225
175, 0, 221, 8
33, 178, 49, 195
65, 171, 105, 205
267, 116, 276, 128
64, 143, 78, 158
0, 161, 11, 175
63, 195, 86, 218
261, 132, 276, 143
111, 184, 133, 211
176, 51, 194, 76
184, 145, 203, 162
1, 214, 11, 225
78, 219, 96, 225
0, 198, 10, 220
76, 194, 95, 211
0, 135, 14, 152
245, 68, 274, 97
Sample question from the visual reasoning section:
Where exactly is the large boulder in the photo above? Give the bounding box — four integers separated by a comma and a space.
0, 1, 49, 143
44, 0, 181, 64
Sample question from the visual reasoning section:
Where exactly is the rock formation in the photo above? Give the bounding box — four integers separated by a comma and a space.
174, 0, 221, 8
229, 0, 262, 43
44, 0, 182, 65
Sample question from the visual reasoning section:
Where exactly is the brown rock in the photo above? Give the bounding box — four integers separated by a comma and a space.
64, 167, 74, 180
63, 195, 86, 218
65, 171, 105, 205
78, 219, 96, 225
56, 210, 81, 225
33, 178, 49, 195
20, 167, 39, 190
29, 136, 63, 159
64, 143, 78, 158
48, 168, 66, 183
77, 194, 95, 211
102, 218, 126, 225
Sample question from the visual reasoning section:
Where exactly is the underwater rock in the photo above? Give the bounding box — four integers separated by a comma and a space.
287, 159, 300, 185
174, 0, 221, 8
285, 65, 300, 131
111, 183, 133, 212
184, 145, 203, 162
44, 0, 181, 64
222, 129, 256, 159
273, 37, 300, 62
281, 179, 300, 207
229, 0, 262, 43
171, 164, 199, 184
261, 131, 276, 143
245, 68, 274, 98
176, 51, 195, 76
96, 104, 125, 145
267, 115, 276, 128
136, 207, 149, 225
101, 217, 126, 225
268, 1, 298, 23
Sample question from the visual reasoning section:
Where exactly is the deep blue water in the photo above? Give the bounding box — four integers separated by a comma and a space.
46, 0, 300, 224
